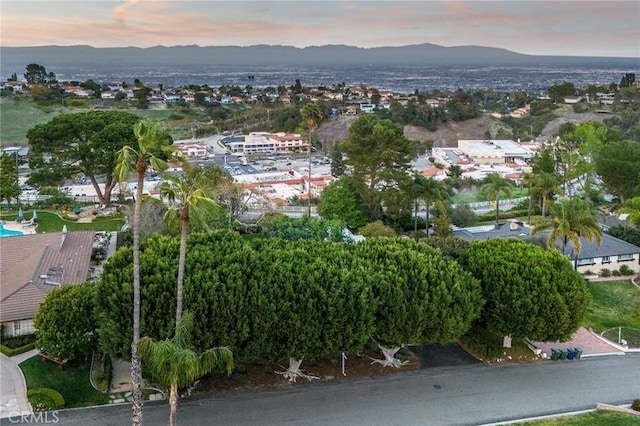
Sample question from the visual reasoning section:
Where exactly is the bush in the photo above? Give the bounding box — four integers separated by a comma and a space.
600, 268, 611, 277
612, 269, 621, 276
0, 341, 36, 357
460, 326, 503, 361
27, 388, 65, 411
619, 265, 634, 276
91, 353, 112, 393
632, 399, 640, 412
1, 333, 36, 349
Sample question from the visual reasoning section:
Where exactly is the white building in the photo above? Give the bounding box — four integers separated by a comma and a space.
458, 140, 534, 165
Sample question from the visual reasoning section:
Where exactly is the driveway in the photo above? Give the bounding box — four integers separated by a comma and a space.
0, 349, 36, 419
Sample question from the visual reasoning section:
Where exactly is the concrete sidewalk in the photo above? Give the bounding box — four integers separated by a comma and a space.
0, 349, 37, 419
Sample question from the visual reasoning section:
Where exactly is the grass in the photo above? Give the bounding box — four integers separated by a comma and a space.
520, 409, 640, 425
0, 97, 186, 146
0, 98, 64, 144
20, 356, 110, 408
584, 280, 640, 334
451, 188, 528, 204
0, 210, 125, 233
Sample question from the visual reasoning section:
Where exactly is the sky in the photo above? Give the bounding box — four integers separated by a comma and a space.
1, 0, 639, 57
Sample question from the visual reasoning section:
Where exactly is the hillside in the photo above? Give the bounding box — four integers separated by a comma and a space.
317, 114, 504, 147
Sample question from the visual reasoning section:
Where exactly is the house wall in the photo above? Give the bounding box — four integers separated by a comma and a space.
2, 319, 36, 337
575, 253, 640, 275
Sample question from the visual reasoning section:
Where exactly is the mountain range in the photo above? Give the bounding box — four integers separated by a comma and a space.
2, 43, 638, 68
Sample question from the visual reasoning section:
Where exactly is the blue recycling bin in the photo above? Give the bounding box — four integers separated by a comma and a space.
566, 348, 576, 360
574, 347, 583, 360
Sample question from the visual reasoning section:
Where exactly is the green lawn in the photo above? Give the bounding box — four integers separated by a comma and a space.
584, 280, 640, 333
20, 356, 110, 408
520, 409, 640, 425
0, 210, 125, 233
451, 188, 528, 204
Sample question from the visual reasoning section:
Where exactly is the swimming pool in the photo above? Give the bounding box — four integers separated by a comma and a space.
0, 223, 24, 237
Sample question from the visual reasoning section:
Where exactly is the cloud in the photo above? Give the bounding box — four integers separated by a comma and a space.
114, 0, 140, 25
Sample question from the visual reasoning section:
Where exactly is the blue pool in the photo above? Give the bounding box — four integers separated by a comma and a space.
0, 223, 24, 237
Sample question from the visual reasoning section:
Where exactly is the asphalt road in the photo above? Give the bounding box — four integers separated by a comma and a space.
19, 354, 639, 426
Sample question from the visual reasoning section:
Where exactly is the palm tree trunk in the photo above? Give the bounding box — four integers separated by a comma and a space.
425, 202, 430, 237
176, 218, 188, 327
542, 194, 548, 217
495, 195, 500, 227
413, 199, 418, 239
132, 169, 145, 426
168, 383, 178, 426
527, 191, 532, 224
307, 133, 312, 217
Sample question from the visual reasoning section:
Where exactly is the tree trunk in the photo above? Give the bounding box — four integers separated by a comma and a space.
413, 199, 419, 239
502, 334, 512, 348
276, 358, 318, 383
176, 217, 188, 327
527, 192, 532, 224
168, 383, 178, 426
307, 133, 312, 217
88, 174, 108, 207
425, 202, 430, 237
495, 195, 500, 227
370, 344, 410, 368
131, 167, 145, 426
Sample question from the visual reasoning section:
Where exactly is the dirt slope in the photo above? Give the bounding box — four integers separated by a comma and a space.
317, 114, 504, 148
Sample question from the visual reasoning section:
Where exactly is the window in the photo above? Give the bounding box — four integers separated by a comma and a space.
576, 258, 594, 266
618, 254, 635, 262
13, 321, 21, 335
601, 256, 611, 264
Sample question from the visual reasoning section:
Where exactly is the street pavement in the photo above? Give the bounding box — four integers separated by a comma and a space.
0, 350, 36, 420
17, 354, 639, 426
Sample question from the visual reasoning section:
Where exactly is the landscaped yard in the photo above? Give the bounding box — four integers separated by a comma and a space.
520, 409, 640, 425
0, 210, 125, 233
20, 356, 110, 408
584, 280, 640, 334
451, 188, 528, 204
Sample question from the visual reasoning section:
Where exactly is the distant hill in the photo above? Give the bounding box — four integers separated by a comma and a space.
2, 43, 637, 68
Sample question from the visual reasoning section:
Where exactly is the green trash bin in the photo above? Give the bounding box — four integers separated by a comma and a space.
559, 349, 568, 360
551, 348, 561, 361
574, 347, 583, 360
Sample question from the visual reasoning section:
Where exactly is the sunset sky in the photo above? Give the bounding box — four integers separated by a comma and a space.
1, 1, 639, 57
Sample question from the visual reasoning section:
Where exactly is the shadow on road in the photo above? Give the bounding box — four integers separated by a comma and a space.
409, 343, 481, 369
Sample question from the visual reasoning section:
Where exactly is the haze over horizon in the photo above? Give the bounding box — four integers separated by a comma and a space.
1, 1, 639, 58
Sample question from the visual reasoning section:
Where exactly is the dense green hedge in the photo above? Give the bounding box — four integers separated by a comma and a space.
27, 388, 65, 410
95, 231, 483, 364
0, 342, 36, 357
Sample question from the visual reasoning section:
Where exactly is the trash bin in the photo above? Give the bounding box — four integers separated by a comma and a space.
566, 348, 576, 360
551, 348, 561, 361
574, 348, 583, 360
559, 349, 568, 360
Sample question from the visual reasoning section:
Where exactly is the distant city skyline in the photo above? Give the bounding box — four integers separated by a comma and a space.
1, 1, 639, 58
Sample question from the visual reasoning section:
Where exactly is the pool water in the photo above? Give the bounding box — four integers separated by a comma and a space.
0, 223, 24, 237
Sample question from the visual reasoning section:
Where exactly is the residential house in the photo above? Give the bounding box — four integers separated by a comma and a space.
452, 222, 640, 275
1, 230, 95, 337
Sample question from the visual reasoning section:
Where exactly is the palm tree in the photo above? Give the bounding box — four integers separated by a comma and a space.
421, 177, 449, 237
618, 196, 640, 226
482, 173, 514, 227
301, 103, 322, 217
520, 171, 535, 224
531, 198, 603, 269
115, 120, 175, 426
533, 172, 560, 217
159, 166, 222, 326
138, 312, 233, 426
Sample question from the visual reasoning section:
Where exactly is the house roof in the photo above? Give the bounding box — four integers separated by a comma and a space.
452, 222, 640, 260
0, 230, 95, 322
